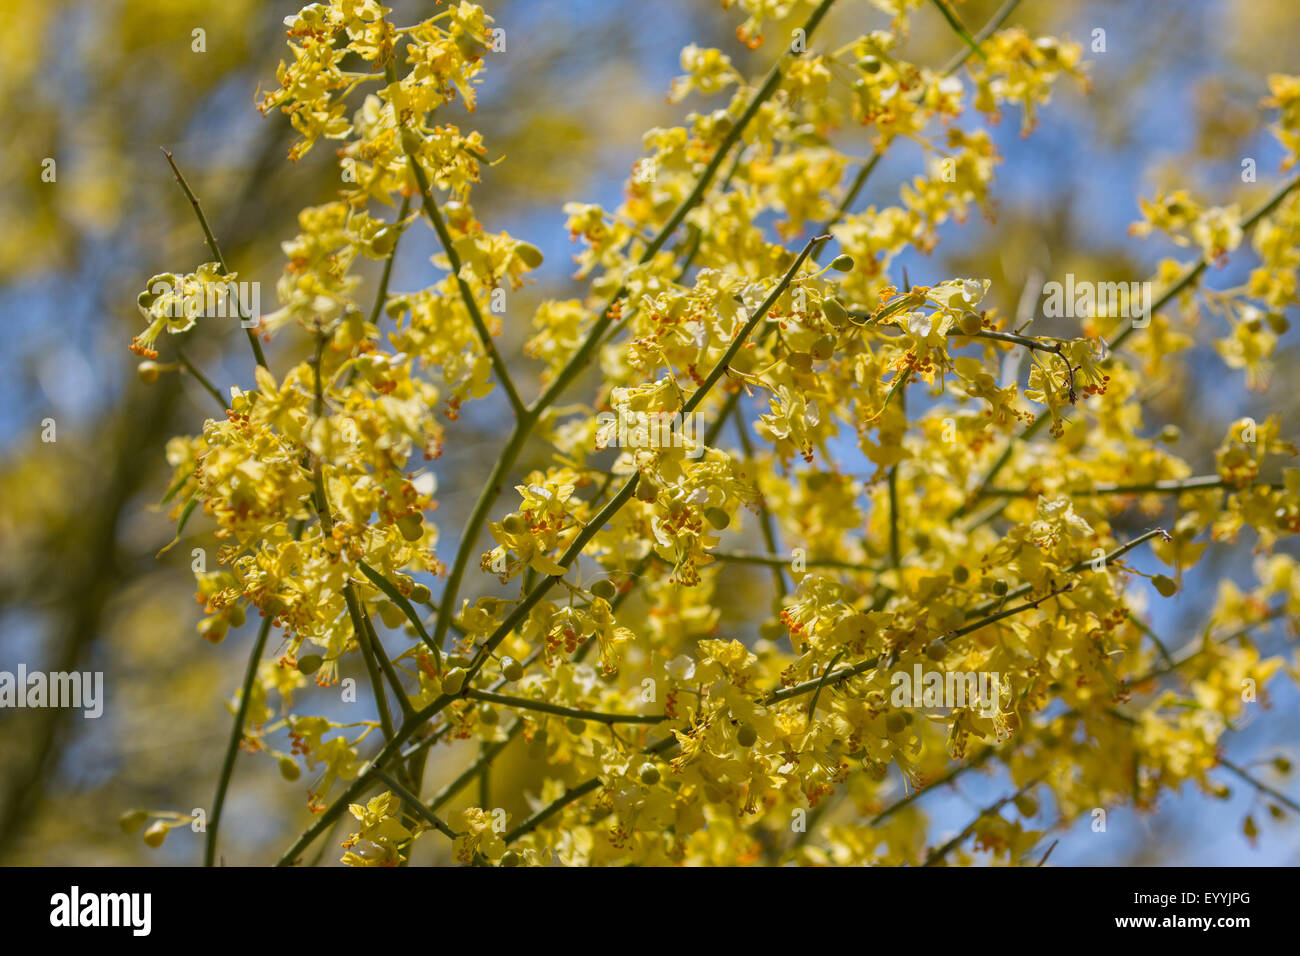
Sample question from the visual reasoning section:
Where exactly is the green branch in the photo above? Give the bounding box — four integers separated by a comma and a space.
204, 614, 273, 867
161, 148, 269, 370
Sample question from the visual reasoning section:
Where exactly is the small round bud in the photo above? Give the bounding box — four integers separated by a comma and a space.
639, 763, 661, 785
441, 667, 467, 695
788, 351, 813, 373
1266, 312, 1290, 334
823, 297, 849, 328
1152, 574, 1178, 598
1159, 425, 1181, 444
925, 642, 948, 661
500, 656, 524, 682
409, 583, 432, 604
397, 513, 424, 542
829, 254, 855, 272
810, 335, 835, 361
591, 579, 616, 601
704, 507, 730, 530
500, 850, 522, 867
279, 756, 301, 781
478, 704, 499, 725
515, 242, 544, 269
377, 600, 405, 630
958, 311, 983, 336
501, 514, 526, 535
1014, 793, 1039, 817
297, 654, 323, 675
859, 54, 882, 74
736, 724, 758, 748
370, 227, 398, 256
137, 361, 161, 384
952, 564, 970, 584
142, 821, 168, 848
885, 712, 907, 734
990, 580, 1009, 597
566, 717, 586, 734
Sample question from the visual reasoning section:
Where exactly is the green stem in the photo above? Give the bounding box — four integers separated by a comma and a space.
464, 688, 666, 725
204, 614, 273, 867
161, 148, 269, 370
731, 402, 789, 597
371, 767, 459, 840
173, 346, 228, 411
928, 0, 989, 62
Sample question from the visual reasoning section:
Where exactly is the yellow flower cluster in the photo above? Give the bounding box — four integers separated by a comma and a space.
128, 0, 1300, 867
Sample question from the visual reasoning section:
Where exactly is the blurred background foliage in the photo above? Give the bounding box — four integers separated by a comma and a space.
0, 0, 1297, 864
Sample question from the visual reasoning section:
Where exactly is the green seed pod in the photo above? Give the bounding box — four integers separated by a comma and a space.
829, 254, 855, 272
823, 297, 849, 328
370, 226, 398, 256
142, 821, 169, 848
137, 361, 161, 384
515, 242, 544, 270
377, 600, 405, 630
885, 712, 907, 734
397, 513, 424, 542
1014, 793, 1039, 817
279, 756, 301, 781
991, 580, 1009, 597
441, 667, 467, 695
501, 514, 526, 535
500, 850, 522, 867
591, 579, 617, 601
639, 763, 661, 785
297, 654, 323, 675
500, 656, 524, 682
1152, 574, 1178, 598
952, 564, 970, 584
810, 335, 835, 361
409, 583, 432, 604
859, 54, 882, 73
228, 604, 246, 628
478, 704, 499, 725
736, 724, 757, 748
704, 507, 730, 530
925, 642, 947, 661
